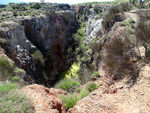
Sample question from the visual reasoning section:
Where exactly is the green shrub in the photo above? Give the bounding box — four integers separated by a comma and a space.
59, 90, 89, 110
120, 21, 127, 26
0, 57, 16, 81
11, 76, 22, 83
0, 83, 18, 93
0, 38, 7, 44
31, 3, 41, 9
32, 50, 45, 66
79, 90, 90, 99
92, 71, 100, 78
59, 95, 79, 109
85, 82, 97, 92
76, 87, 82, 93
0, 89, 34, 112
0, 23, 8, 27
128, 19, 135, 23
13, 11, 18, 16
102, 2, 130, 30
57, 79, 80, 92
126, 26, 135, 34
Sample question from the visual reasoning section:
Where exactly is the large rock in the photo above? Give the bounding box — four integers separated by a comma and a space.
85, 17, 103, 43
0, 22, 36, 79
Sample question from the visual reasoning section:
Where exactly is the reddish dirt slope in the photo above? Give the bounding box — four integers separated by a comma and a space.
20, 84, 67, 113
69, 64, 150, 113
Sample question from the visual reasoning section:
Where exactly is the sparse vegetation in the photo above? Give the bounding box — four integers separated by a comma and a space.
59, 90, 90, 110
92, 71, 100, 78
128, 18, 135, 23
102, 2, 131, 30
0, 83, 35, 113
0, 38, 7, 44
57, 79, 80, 92
103, 32, 137, 81
85, 82, 97, 92
31, 50, 45, 66
0, 83, 18, 93
0, 57, 15, 81
135, 21, 150, 57
120, 21, 127, 26
31, 3, 41, 9
0, 23, 8, 27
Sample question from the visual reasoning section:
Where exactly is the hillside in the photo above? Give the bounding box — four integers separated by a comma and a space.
0, 1, 150, 113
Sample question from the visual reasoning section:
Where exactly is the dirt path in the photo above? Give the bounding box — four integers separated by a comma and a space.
69, 64, 150, 113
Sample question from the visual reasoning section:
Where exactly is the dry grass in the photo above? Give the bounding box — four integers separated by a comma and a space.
103, 31, 137, 81
102, 2, 130, 30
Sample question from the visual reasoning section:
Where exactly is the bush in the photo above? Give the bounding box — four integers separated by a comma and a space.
0, 83, 18, 93
59, 95, 79, 109
0, 57, 16, 81
92, 71, 100, 78
57, 79, 80, 92
0, 87, 34, 112
11, 76, 22, 83
102, 2, 130, 30
128, 19, 135, 24
59, 90, 89, 110
0, 38, 7, 44
85, 82, 97, 92
32, 50, 45, 66
79, 90, 90, 99
103, 33, 137, 81
13, 11, 18, 16
120, 21, 127, 26
31, 3, 41, 9
0, 23, 8, 27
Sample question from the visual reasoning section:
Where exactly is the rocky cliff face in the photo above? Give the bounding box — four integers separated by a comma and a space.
0, 3, 112, 85
74, 4, 111, 83
0, 9, 79, 86
21, 10, 79, 85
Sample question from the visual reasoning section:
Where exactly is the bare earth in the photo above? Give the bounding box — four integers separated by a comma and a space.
69, 11, 150, 113
69, 64, 150, 113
